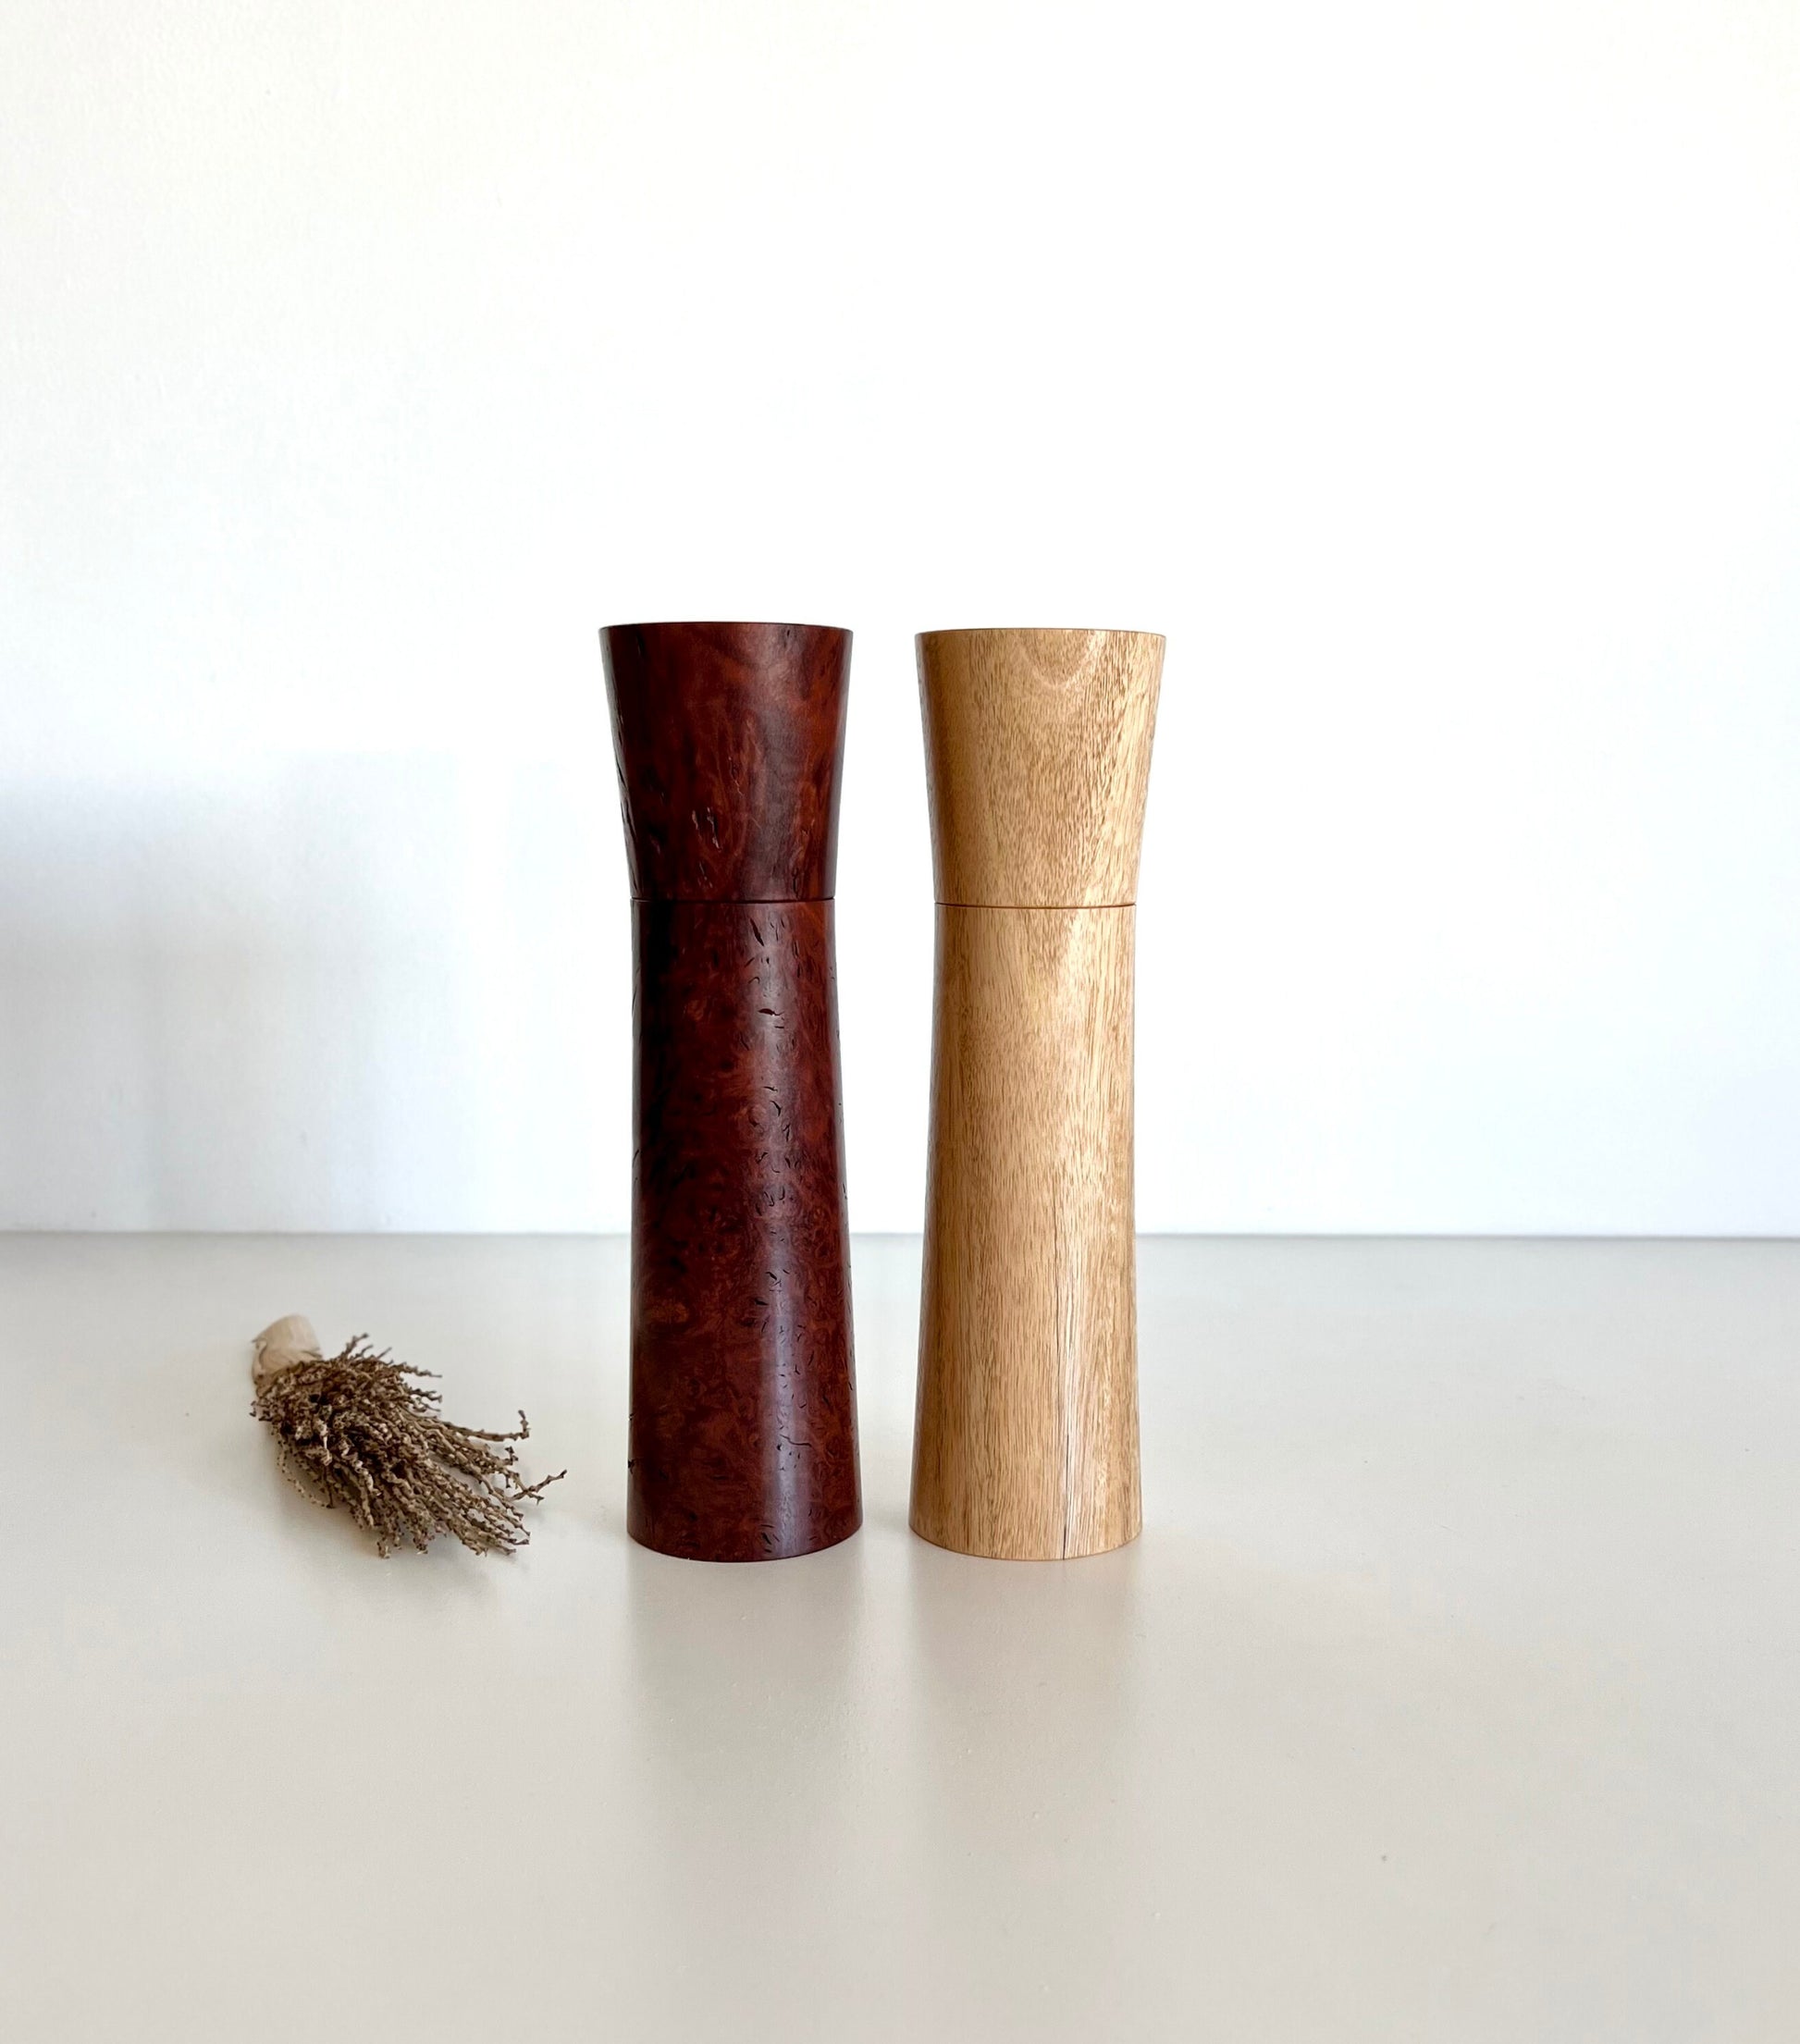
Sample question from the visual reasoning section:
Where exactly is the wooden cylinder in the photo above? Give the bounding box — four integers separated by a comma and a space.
602, 622, 860, 1562
911, 628, 1163, 1559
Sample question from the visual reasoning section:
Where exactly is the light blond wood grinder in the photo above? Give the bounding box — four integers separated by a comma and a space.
911, 627, 1164, 1559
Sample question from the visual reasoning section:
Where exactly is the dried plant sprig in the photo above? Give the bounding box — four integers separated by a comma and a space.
251, 1317, 563, 1556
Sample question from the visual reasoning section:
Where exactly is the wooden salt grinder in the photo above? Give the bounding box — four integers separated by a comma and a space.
911, 628, 1164, 1559
602, 622, 860, 1561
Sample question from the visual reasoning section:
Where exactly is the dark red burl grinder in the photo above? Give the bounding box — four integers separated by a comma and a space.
601, 622, 861, 1560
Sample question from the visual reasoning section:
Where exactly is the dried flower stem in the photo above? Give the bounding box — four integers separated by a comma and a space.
253, 1336, 563, 1556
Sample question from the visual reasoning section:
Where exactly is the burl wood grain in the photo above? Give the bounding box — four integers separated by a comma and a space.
918, 628, 1162, 907
911, 628, 1162, 1561
603, 622, 860, 1562
604, 621, 849, 902
630, 900, 858, 1561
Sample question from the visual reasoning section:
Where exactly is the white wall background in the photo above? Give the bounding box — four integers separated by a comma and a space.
3, 0, 1798, 1234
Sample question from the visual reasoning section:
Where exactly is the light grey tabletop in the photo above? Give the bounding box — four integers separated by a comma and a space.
3, 1235, 1794, 2041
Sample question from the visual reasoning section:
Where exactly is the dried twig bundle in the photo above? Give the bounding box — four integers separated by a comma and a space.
251, 1315, 563, 1556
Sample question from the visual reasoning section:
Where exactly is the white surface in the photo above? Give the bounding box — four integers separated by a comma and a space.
3, 1232, 1794, 2040
5, 2, 1800, 1235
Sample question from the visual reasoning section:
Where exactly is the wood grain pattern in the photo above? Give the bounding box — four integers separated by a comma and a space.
912, 905, 1140, 1559
918, 628, 1162, 906
603, 621, 860, 1562
630, 900, 858, 1561
912, 627, 1162, 1560
603, 621, 850, 902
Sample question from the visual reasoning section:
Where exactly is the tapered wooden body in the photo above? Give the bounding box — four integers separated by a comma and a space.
912, 628, 1162, 1559
603, 622, 859, 1562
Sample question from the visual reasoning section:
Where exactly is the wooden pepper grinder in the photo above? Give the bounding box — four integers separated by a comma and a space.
602, 622, 860, 1561
911, 628, 1164, 1560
